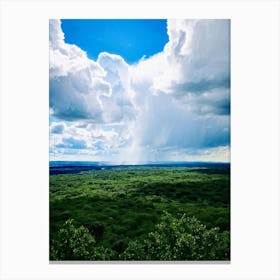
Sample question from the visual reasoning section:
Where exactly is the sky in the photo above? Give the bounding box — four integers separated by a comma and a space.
61, 19, 169, 64
49, 19, 230, 163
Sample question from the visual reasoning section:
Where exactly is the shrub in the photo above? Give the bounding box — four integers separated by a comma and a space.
122, 212, 230, 260
50, 219, 96, 260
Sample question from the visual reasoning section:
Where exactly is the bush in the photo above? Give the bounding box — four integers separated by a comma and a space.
50, 219, 96, 260
50, 219, 115, 260
122, 212, 230, 260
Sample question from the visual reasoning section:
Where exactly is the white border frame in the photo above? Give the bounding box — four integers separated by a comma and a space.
1, 0, 279, 279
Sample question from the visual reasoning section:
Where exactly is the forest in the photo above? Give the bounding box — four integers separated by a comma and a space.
49, 164, 230, 261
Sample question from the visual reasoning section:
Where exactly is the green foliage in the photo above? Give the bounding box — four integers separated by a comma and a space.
50, 219, 96, 260
50, 213, 229, 261
112, 236, 130, 254
122, 212, 230, 260
50, 219, 115, 260
84, 221, 105, 242
50, 166, 230, 260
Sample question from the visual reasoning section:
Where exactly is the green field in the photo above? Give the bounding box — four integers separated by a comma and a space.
50, 165, 230, 261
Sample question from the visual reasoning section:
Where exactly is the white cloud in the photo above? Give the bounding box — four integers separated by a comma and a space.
49, 20, 136, 123
49, 120, 132, 160
119, 19, 230, 162
49, 19, 230, 162
97, 52, 137, 123
132, 19, 230, 116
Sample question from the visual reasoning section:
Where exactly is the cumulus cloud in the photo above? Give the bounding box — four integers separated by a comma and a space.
97, 52, 136, 123
118, 19, 230, 162
49, 19, 230, 162
132, 19, 230, 116
49, 120, 132, 160
49, 19, 136, 123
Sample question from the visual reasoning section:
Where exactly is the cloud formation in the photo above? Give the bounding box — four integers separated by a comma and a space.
132, 19, 230, 116
50, 123, 65, 134
49, 19, 230, 162
49, 20, 135, 123
55, 137, 87, 149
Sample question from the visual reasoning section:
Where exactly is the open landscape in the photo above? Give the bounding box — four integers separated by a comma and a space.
49, 19, 230, 261
50, 162, 230, 261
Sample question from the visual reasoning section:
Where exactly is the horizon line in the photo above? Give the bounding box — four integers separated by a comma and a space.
49, 160, 230, 164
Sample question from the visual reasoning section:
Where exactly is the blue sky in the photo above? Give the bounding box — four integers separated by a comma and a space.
61, 19, 168, 64
49, 19, 230, 163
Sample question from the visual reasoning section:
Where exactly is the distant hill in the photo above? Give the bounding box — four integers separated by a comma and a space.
49, 161, 230, 175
